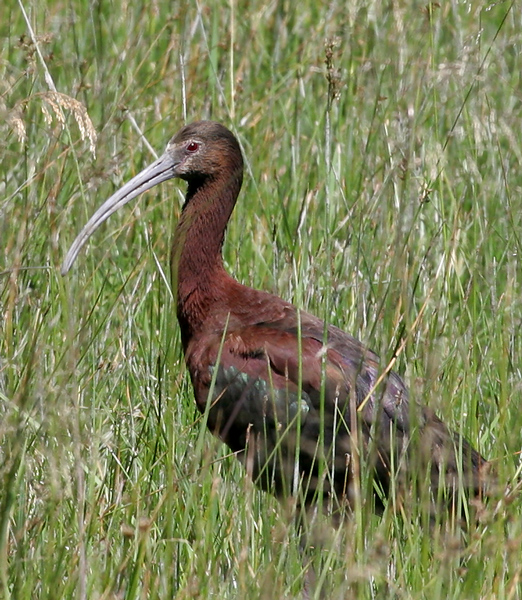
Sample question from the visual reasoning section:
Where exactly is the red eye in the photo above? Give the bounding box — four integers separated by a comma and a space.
187, 141, 199, 152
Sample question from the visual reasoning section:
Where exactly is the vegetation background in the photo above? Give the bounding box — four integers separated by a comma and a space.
1, 0, 521, 597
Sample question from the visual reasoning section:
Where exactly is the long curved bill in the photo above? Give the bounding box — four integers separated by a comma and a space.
61, 152, 179, 275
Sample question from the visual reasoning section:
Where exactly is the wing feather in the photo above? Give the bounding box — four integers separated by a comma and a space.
183, 303, 488, 505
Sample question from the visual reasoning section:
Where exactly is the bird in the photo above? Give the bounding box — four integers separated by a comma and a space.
63, 120, 489, 519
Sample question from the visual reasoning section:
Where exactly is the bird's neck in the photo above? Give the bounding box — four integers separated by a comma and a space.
171, 171, 242, 342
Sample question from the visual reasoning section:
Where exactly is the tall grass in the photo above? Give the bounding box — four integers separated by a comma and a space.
1, 0, 521, 597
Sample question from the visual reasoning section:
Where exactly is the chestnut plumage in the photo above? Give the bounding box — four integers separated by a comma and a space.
63, 120, 489, 515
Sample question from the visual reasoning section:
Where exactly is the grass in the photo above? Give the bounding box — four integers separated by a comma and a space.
1, 0, 521, 597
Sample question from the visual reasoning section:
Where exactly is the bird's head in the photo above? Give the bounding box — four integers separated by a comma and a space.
166, 120, 243, 182
61, 121, 243, 274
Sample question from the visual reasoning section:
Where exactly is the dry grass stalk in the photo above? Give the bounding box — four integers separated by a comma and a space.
9, 91, 97, 156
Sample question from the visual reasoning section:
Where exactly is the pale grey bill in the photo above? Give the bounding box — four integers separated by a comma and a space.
61, 152, 178, 275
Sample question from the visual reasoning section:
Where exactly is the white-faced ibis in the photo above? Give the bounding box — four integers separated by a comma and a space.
63, 121, 489, 517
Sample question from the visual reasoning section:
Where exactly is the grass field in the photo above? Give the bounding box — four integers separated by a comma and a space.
1, 0, 522, 598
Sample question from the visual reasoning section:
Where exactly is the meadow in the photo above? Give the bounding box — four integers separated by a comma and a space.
1, 0, 521, 597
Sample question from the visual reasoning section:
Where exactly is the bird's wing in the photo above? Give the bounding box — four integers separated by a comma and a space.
186, 305, 487, 498
186, 306, 412, 453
